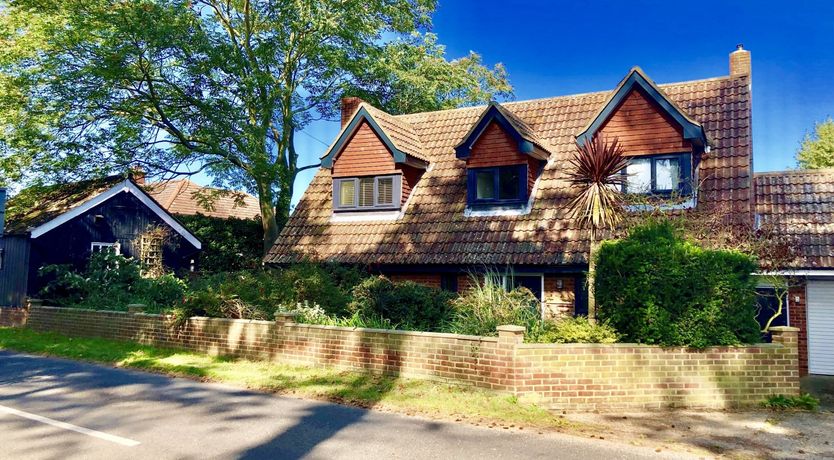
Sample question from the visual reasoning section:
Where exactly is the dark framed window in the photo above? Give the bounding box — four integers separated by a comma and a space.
504, 274, 543, 303
467, 164, 527, 207
0, 248, 4, 270
440, 274, 458, 292
333, 175, 402, 211
621, 153, 692, 195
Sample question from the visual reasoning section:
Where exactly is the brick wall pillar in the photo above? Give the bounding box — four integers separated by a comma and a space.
275, 312, 299, 326
770, 326, 801, 395
496, 325, 524, 392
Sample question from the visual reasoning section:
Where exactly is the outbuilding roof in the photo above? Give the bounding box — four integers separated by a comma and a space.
4, 177, 259, 236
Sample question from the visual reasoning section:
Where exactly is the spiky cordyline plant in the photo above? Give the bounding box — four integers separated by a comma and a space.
566, 135, 629, 322
566, 136, 629, 234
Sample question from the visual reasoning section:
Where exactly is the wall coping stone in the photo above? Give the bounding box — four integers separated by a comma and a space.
516, 342, 784, 350
769, 326, 800, 332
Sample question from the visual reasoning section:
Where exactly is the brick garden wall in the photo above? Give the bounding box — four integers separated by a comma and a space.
10, 306, 800, 410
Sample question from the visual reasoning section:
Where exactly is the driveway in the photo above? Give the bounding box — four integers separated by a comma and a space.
0, 351, 689, 460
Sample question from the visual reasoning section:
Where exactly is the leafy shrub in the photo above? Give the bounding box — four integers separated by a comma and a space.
39, 252, 187, 311
595, 220, 761, 347
286, 263, 365, 316
761, 394, 820, 411
531, 316, 619, 344
180, 263, 367, 320
347, 276, 454, 331
446, 274, 540, 336
176, 214, 263, 272
286, 301, 396, 329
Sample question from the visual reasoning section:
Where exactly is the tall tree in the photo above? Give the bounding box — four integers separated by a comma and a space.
565, 136, 628, 322
796, 118, 834, 169
0, 0, 512, 252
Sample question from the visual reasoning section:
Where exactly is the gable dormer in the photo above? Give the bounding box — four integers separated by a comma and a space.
321, 103, 427, 213
455, 103, 551, 210
577, 68, 708, 198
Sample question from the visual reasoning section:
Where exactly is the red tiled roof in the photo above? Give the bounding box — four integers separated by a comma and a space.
755, 169, 834, 269
267, 74, 753, 266
144, 180, 260, 220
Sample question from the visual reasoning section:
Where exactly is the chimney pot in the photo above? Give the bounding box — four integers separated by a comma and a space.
729, 45, 751, 77
340, 97, 363, 128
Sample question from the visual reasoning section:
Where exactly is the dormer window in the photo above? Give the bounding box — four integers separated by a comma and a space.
333, 175, 401, 211
621, 153, 692, 195
468, 165, 527, 207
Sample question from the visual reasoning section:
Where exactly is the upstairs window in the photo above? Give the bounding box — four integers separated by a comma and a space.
621, 153, 691, 195
333, 175, 401, 211
467, 165, 527, 208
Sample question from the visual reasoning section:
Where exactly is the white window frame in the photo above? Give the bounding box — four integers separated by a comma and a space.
333, 174, 402, 211
90, 242, 121, 256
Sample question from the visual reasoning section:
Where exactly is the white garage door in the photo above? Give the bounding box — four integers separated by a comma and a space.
808, 280, 834, 375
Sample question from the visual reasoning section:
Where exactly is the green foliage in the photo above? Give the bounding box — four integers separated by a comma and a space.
761, 394, 820, 411
347, 276, 454, 331
40, 252, 187, 311
531, 316, 619, 344
176, 215, 263, 272
180, 263, 367, 320
595, 219, 761, 347
446, 274, 541, 337
287, 301, 396, 330
796, 118, 834, 169
0, 0, 511, 248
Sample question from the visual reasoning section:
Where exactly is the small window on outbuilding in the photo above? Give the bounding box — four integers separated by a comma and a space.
90, 242, 120, 256
0, 248, 4, 270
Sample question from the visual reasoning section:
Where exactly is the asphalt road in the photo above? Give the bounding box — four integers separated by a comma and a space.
0, 351, 692, 460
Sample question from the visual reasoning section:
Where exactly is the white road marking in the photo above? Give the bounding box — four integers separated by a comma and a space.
0, 404, 140, 447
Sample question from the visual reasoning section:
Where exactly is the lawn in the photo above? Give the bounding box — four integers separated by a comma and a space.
0, 327, 570, 431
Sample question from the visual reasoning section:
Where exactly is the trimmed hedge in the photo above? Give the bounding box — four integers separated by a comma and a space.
595, 220, 761, 347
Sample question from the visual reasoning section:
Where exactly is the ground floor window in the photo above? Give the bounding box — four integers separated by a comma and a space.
440, 273, 458, 292
503, 274, 543, 302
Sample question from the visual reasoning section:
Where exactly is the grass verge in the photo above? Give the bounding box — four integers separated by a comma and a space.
0, 327, 570, 430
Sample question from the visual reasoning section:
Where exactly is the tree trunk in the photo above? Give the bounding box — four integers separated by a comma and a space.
587, 235, 599, 324
259, 197, 280, 256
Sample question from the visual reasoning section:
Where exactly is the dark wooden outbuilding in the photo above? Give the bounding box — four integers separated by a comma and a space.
0, 177, 201, 306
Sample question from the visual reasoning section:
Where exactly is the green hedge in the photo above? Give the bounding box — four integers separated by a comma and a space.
595, 220, 761, 347
176, 214, 263, 272
348, 276, 455, 331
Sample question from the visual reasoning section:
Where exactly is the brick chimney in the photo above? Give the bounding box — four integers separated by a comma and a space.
340, 97, 363, 128
729, 44, 751, 77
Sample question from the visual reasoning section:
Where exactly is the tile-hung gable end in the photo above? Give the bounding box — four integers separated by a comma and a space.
268, 48, 753, 267
454, 103, 552, 215
576, 67, 709, 203
320, 104, 429, 220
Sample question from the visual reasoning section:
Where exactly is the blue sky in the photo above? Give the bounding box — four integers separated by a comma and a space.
230, 0, 834, 208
